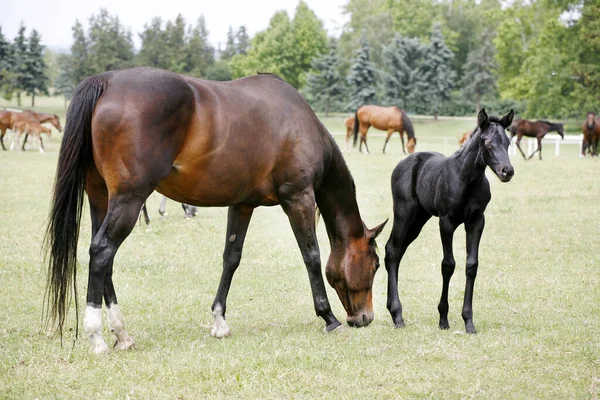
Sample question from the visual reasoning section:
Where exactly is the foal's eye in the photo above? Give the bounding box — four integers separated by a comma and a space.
485, 139, 492, 149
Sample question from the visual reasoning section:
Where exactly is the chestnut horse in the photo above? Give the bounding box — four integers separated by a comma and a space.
0, 110, 17, 150
45, 67, 387, 353
11, 121, 52, 153
352, 105, 416, 154
507, 119, 564, 160
385, 109, 514, 333
458, 130, 473, 147
582, 112, 600, 156
0, 110, 62, 150
344, 116, 355, 150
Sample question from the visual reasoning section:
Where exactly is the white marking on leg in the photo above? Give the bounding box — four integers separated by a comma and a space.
211, 304, 231, 338
107, 304, 135, 351
84, 306, 108, 354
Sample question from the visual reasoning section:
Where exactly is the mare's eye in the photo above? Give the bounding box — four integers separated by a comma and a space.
485, 139, 492, 149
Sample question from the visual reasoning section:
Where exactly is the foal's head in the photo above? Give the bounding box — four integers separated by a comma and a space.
325, 220, 387, 328
477, 108, 515, 182
50, 114, 62, 132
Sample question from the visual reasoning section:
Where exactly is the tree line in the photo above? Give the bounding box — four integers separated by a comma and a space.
0, 0, 598, 119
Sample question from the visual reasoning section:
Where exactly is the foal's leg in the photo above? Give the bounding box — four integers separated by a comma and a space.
84, 191, 145, 353
528, 137, 542, 160
515, 136, 527, 160
158, 196, 168, 216
438, 216, 459, 330
282, 192, 341, 332
462, 213, 485, 334
21, 133, 29, 151
0, 127, 6, 150
385, 206, 430, 327
37, 134, 45, 154
211, 205, 254, 338
361, 135, 370, 154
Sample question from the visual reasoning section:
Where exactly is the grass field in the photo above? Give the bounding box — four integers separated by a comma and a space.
1, 97, 599, 398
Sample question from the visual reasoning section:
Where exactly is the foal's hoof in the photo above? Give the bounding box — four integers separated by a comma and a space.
211, 324, 231, 338
114, 337, 135, 351
324, 320, 342, 333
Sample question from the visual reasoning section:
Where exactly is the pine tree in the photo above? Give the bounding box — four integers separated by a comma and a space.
0, 26, 16, 100
88, 9, 135, 73
71, 20, 92, 83
164, 14, 187, 73
138, 17, 169, 69
235, 26, 250, 55
13, 23, 29, 107
222, 26, 237, 60
54, 53, 76, 109
414, 23, 456, 119
25, 29, 49, 107
304, 38, 344, 116
346, 34, 378, 111
461, 30, 498, 113
382, 33, 423, 110
184, 16, 215, 77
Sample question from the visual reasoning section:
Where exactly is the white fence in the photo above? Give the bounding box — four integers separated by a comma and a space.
509, 133, 583, 157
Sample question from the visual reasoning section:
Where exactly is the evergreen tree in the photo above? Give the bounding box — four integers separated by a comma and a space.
13, 23, 29, 107
87, 9, 135, 73
235, 26, 250, 55
138, 17, 169, 69
222, 26, 237, 60
346, 34, 378, 111
304, 38, 344, 116
461, 30, 497, 113
0, 26, 16, 100
382, 33, 423, 110
54, 53, 76, 109
71, 20, 92, 83
25, 29, 49, 107
184, 15, 215, 77
164, 14, 187, 73
414, 23, 456, 118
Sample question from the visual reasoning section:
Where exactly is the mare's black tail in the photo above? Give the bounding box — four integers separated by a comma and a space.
401, 110, 415, 140
43, 73, 110, 339
352, 109, 359, 147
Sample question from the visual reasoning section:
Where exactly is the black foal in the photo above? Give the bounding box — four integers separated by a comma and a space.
385, 109, 515, 333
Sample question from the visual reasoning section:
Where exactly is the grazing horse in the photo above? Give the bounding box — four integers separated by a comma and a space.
352, 105, 416, 154
582, 112, 600, 156
384, 109, 514, 333
11, 121, 52, 153
19, 111, 62, 150
0, 110, 18, 150
139, 196, 197, 226
45, 67, 387, 354
507, 119, 564, 160
344, 116, 355, 150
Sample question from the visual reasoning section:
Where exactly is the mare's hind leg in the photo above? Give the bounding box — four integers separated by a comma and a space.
383, 129, 394, 153
281, 192, 341, 332
528, 137, 542, 160
158, 196, 168, 216
385, 205, 431, 327
361, 135, 370, 154
462, 213, 485, 334
399, 132, 406, 154
85, 169, 148, 353
211, 205, 254, 338
515, 136, 527, 160
0, 127, 6, 150
438, 216, 459, 330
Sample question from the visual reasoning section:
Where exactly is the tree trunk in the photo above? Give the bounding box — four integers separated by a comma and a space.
32, 93, 35, 107
325, 98, 330, 117
475, 94, 480, 114
17, 92, 21, 107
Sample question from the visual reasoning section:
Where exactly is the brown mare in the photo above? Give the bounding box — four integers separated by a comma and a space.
458, 130, 473, 147
11, 121, 52, 153
582, 112, 600, 156
45, 67, 387, 354
344, 116, 355, 150
352, 105, 416, 154
507, 119, 564, 160
0, 110, 17, 150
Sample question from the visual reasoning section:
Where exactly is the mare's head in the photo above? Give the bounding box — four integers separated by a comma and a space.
478, 108, 515, 183
407, 137, 416, 154
325, 220, 387, 328
554, 123, 565, 139
50, 114, 62, 132
586, 112, 596, 131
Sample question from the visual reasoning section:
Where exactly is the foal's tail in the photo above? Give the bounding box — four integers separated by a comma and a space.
401, 110, 415, 140
352, 109, 359, 147
44, 73, 110, 338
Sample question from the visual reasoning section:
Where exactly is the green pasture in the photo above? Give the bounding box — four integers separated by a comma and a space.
1, 96, 599, 398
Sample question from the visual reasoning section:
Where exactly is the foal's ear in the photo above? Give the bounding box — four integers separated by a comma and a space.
477, 108, 489, 130
367, 219, 388, 241
500, 109, 514, 129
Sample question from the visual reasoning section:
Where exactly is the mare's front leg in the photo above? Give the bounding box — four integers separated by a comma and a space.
282, 192, 341, 332
383, 129, 393, 154
438, 216, 458, 330
399, 132, 406, 154
211, 205, 254, 338
463, 213, 485, 334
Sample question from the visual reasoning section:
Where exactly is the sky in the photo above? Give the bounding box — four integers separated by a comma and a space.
2, 0, 349, 52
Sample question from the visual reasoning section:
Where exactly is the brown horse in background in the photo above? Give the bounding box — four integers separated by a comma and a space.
352, 105, 416, 154
45, 67, 387, 354
0, 110, 62, 150
0, 110, 18, 150
344, 116, 355, 150
582, 112, 600, 156
11, 121, 52, 153
507, 119, 564, 160
458, 130, 474, 147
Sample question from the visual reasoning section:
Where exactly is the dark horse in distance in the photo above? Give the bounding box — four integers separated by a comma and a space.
385, 109, 514, 333
507, 118, 564, 160
582, 112, 600, 156
45, 67, 387, 354
352, 105, 416, 154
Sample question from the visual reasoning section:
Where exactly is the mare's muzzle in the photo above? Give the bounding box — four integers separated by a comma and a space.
497, 165, 514, 182
346, 311, 374, 328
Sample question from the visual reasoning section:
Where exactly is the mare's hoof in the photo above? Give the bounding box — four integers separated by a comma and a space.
211, 325, 231, 338
92, 342, 109, 355
324, 320, 342, 333
394, 319, 405, 329
439, 321, 450, 330
465, 324, 477, 334
114, 338, 135, 351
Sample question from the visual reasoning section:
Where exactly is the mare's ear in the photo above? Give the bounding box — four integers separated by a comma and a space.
367, 219, 388, 241
477, 108, 489, 130
500, 109, 514, 129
